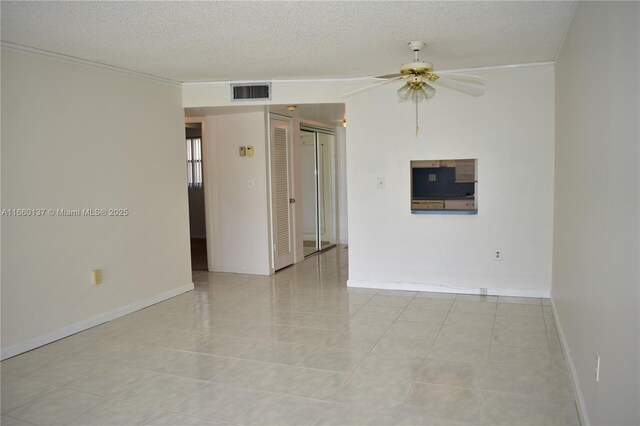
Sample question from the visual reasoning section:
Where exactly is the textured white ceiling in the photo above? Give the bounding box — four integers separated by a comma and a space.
1, 1, 575, 83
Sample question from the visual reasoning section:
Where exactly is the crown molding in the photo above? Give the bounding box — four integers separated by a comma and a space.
2, 41, 554, 89
439, 61, 554, 74
1, 41, 182, 87
183, 76, 373, 88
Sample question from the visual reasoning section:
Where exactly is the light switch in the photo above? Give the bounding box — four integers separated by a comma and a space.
248, 179, 254, 189
92, 269, 103, 285
377, 177, 385, 190
239, 146, 246, 156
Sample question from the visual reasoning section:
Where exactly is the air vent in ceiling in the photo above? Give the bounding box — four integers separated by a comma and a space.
231, 83, 271, 101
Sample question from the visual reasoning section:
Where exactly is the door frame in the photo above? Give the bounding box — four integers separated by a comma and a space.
299, 124, 338, 256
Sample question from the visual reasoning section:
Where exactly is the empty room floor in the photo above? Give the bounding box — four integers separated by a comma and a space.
1, 246, 579, 425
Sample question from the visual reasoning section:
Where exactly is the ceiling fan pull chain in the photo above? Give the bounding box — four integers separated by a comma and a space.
415, 98, 419, 137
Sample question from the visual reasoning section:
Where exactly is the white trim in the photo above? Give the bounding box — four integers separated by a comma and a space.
2, 41, 553, 89
1, 41, 182, 87
347, 279, 550, 298
0, 283, 194, 361
439, 61, 554, 75
551, 298, 590, 426
183, 76, 373, 88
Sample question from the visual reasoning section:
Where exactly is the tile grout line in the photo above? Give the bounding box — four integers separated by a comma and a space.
3, 247, 578, 426
396, 292, 456, 417
339, 289, 417, 386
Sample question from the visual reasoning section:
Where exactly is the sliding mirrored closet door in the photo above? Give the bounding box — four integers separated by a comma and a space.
301, 127, 337, 256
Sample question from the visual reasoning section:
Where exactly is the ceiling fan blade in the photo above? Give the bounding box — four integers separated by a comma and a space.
343, 75, 408, 98
431, 76, 485, 97
437, 73, 485, 85
375, 73, 405, 79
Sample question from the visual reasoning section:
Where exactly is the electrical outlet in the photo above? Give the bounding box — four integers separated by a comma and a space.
91, 269, 102, 285
480, 288, 488, 296
595, 353, 600, 382
494, 250, 502, 261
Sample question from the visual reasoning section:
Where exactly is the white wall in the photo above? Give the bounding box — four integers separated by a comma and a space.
184, 85, 353, 253
318, 132, 336, 245
346, 66, 555, 297
199, 111, 272, 275
184, 81, 354, 108
183, 69, 555, 295
336, 126, 348, 244
1, 47, 192, 358
553, 2, 640, 425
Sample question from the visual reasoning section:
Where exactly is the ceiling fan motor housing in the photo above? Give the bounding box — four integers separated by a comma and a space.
400, 61, 433, 75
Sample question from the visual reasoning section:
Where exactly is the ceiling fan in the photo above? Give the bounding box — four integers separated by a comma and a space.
344, 41, 485, 136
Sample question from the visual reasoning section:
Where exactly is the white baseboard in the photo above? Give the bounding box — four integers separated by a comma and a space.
0, 282, 194, 361
551, 298, 590, 426
346, 279, 550, 298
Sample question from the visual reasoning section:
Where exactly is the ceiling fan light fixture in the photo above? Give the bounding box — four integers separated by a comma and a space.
421, 83, 436, 99
397, 83, 413, 101
411, 89, 427, 103
342, 40, 486, 137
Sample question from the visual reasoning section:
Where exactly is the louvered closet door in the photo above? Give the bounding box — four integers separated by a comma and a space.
271, 117, 294, 270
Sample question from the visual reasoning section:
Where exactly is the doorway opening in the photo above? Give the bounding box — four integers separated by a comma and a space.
185, 122, 208, 271
301, 126, 337, 257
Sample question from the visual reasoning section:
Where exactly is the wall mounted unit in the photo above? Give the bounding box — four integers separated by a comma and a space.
411, 159, 477, 214
231, 83, 271, 101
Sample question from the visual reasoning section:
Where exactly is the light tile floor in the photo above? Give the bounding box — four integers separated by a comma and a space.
1, 246, 580, 425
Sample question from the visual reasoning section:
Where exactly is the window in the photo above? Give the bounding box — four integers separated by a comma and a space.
186, 138, 203, 187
